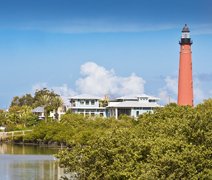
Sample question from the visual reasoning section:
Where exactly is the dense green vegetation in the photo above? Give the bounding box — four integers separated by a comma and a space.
0, 88, 63, 130
1, 89, 211, 179
23, 99, 211, 179
0, 105, 39, 131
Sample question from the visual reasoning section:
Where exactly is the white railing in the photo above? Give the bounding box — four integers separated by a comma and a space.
0, 130, 32, 140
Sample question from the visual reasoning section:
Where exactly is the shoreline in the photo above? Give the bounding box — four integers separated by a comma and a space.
0, 140, 66, 149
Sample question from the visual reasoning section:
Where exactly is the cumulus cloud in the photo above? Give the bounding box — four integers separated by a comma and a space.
51, 84, 76, 105
32, 62, 211, 107
76, 62, 145, 97
32, 62, 146, 104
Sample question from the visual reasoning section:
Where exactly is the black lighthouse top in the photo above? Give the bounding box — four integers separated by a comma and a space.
179, 24, 192, 45
182, 24, 190, 32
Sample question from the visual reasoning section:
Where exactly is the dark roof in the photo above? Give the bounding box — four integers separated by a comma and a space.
182, 24, 190, 32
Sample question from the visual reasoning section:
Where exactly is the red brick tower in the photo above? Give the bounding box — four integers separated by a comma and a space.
178, 24, 193, 106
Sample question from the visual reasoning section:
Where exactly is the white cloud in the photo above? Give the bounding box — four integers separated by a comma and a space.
158, 90, 176, 104
116, 73, 145, 96
76, 62, 145, 97
32, 63, 211, 107
51, 84, 76, 105
31, 62, 146, 104
164, 76, 178, 95
158, 76, 178, 104
193, 79, 206, 103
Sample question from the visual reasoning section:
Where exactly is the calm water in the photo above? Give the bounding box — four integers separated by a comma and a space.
0, 143, 65, 180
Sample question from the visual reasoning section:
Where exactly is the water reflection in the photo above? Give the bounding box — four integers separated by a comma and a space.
0, 144, 65, 180
0, 143, 58, 155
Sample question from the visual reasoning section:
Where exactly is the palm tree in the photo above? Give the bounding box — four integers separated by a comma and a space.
33, 88, 64, 122
52, 96, 64, 120
37, 94, 51, 122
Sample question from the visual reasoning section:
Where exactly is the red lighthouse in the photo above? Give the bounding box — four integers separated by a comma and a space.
178, 24, 194, 106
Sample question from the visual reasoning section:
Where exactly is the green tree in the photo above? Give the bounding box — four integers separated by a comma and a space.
55, 100, 212, 179
0, 109, 7, 126
10, 94, 34, 107
17, 99, 212, 179
5, 105, 39, 130
33, 88, 63, 121
52, 96, 63, 120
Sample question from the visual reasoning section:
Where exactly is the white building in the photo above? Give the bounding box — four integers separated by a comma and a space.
107, 94, 161, 119
69, 94, 107, 117
68, 94, 161, 119
32, 106, 66, 120
32, 106, 45, 120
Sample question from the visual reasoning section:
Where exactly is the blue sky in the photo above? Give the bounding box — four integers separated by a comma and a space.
0, 0, 212, 108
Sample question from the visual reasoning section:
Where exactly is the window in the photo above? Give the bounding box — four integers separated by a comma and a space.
86, 100, 89, 105
140, 98, 148, 101
80, 100, 84, 105
70, 100, 76, 107
143, 107, 152, 110
136, 111, 139, 117
72, 100, 75, 105
91, 100, 95, 105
